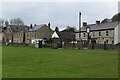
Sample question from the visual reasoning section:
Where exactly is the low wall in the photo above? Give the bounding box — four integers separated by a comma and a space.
3, 41, 119, 50
62, 43, 118, 50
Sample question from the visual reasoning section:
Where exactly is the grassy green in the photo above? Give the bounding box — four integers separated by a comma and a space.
2, 46, 118, 78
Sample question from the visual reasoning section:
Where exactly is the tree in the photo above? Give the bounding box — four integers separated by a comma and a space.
5, 21, 9, 26
30, 24, 33, 28
10, 18, 24, 25
112, 13, 120, 22
10, 19, 14, 25
54, 26, 59, 32
66, 26, 76, 32
101, 18, 112, 23
0, 18, 4, 27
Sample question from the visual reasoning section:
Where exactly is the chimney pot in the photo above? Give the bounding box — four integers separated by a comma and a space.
96, 20, 100, 25
34, 24, 36, 26
48, 22, 50, 27
83, 22, 87, 27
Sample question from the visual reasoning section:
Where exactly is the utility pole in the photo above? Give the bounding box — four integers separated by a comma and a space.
79, 12, 81, 35
79, 12, 81, 49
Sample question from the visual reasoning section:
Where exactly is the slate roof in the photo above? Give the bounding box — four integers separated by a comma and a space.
57, 31, 75, 42
9, 25, 28, 32
80, 21, 119, 32
33, 24, 46, 31
9, 24, 47, 32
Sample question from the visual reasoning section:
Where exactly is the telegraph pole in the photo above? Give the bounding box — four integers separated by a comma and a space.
79, 12, 81, 34
79, 12, 81, 49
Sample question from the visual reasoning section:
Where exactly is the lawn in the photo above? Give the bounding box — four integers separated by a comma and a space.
2, 46, 118, 78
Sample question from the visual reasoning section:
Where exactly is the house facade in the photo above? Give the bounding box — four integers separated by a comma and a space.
3, 23, 53, 45
3, 25, 28, 44
3, 27, 13, 43
0, 27, 2, 45
34, 24, 53, 40
13, 31, 24, 43
25, 31, 35, 44
76, 21, 119, 45
114, 24, 120, 44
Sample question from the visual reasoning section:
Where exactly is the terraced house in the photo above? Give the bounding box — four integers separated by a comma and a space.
25, 23, 53, 44
3, 25, 28, 44
3, 23, 53, 45
76, 21, 120, 49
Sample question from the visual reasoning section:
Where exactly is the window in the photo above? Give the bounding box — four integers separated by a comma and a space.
93, 32, 95, 37
99, 31, 101, 36
21, 34, 22, 38
106, 40, 108, 44
106, 31, 109, 36
84, 33, 86, 37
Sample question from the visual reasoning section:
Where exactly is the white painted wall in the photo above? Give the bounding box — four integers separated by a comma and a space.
119, 24, 120, 43
51, 31, 59, 38
75, 33, 79, 41
114, 25, 120, 44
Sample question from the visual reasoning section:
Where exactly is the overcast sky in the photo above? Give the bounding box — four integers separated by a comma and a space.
1, 2, 118, 30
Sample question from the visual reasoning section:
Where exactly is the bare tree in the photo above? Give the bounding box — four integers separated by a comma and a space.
66, 26, 76, 32
10, 19, 14, 25
0, 18, 4, 27
5, 21, 9, 27
30, 24, 33, 28
10, 18, 24, 25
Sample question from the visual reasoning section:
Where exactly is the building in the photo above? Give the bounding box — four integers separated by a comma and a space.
24, 23, 53, 44
13, 31, 24, 44
7, 23, 53, 45
0, 27, 2, 45
57, 30, 75, 43
76, 21, 120, 46
33, 23, 53, 40
114, 23, 120, 44
51, 30, 76, 48
25, 31, 35, 44
3, 25, 28, 44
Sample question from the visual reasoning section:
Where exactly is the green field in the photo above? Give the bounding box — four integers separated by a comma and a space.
2, 46, 118, 78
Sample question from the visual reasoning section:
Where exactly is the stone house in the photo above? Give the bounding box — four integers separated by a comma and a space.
76, 21, 120, 45
3, 25, 28, 44
13, 31, 24, 43
12, 23, 53, 44
0, 27, 2, 44
25, 31, 35, 44
3, 26, 13, 44
34, 23, 53, 40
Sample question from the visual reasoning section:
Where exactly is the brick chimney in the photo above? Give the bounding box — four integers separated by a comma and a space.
83, 22, 87, 27
96, 20, 100, 25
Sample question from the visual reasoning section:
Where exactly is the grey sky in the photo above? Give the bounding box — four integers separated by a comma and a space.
2, 2, 118, 30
